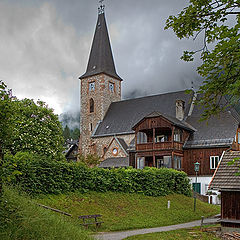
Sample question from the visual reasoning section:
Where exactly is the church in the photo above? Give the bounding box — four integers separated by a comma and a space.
78, 4, 240, 201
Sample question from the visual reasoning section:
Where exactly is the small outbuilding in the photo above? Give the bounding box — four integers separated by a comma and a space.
209, 151, 240, 233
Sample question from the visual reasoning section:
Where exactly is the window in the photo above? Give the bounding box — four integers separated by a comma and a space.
157, 156, 171, 168
137, 157, 144, 169
210, 156, 219, 169
137, 132, 147, 144
89, 82, 95, 91
89, 98, 94, 113
89, 123, 93, 132
173, 155, 182, 169
174, 129, 182, 142
238, 132, 240, 144
109, 82, 114, 92
156, 135, 168, 142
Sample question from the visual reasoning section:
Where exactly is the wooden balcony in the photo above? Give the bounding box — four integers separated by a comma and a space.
136, 141, 183, 151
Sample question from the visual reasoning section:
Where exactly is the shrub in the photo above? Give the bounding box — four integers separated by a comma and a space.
2, 152, 191, 197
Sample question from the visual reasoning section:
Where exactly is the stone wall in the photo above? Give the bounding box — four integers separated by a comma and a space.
92, 134, 135, 160
79, 73, 121, 156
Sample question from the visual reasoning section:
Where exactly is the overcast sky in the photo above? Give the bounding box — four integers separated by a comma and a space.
1, 0, 204, 114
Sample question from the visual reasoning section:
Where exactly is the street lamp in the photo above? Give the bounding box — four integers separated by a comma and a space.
194, 162, 200, 212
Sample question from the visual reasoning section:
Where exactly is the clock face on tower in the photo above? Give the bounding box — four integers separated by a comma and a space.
112, 148, 118, 155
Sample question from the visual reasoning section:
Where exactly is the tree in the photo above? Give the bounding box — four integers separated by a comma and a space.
0, 81, 14, 160
78, 154, 100, 168
165, 0, 240, 120
71, 128, 80, 140
8, 99, 64, 158
63, 125, 71, 141
0, 81, 14, 195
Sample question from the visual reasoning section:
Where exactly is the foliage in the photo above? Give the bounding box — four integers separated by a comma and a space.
71, 127, 80, 140
37, 191, 220, 232
9, 98, 64, 158
0, 186, 92, 240
63, 125, 80, 142
78, 154, 101, 167
165, 0, 240, 120
0, 81, 64, 158
125, 226, 220, 240
63, 125, 71, 140
0, 81, 14, 158
3, 152, 192, 197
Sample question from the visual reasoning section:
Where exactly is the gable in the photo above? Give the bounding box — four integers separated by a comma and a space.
102, 137, 128, 159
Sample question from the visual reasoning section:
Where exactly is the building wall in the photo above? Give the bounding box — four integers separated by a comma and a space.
103, 138, 128, 159
183, 147, 227, 176
94, 133, 135, 158
188, 176, 220, 204
79, 73, 121, 156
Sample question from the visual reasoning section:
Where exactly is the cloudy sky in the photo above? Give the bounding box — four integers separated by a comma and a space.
1, 0, 203, 114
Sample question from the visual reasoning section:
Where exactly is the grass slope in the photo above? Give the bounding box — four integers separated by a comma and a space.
37, 191, 220, 232
124, 227, 221, 240
0, 186, 92, 240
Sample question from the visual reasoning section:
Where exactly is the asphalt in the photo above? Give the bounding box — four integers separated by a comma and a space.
94, 217, 219, 240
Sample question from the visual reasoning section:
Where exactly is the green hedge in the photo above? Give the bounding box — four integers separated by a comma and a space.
2, 152, 191, 197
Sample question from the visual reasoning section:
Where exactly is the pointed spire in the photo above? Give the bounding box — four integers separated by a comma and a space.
80, 6, 122, 81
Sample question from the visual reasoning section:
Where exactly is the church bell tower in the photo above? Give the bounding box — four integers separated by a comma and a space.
79, 2, 122, 156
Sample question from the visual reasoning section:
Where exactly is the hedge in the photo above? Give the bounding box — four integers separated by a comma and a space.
2, 152, 192, 197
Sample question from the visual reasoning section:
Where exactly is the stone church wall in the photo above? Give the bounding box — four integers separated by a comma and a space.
79, 73, 121, 156
93, 133, 135, 159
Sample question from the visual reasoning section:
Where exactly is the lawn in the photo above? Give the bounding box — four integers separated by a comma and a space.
36, 191, 220, 232
124, 227, 221, 240
0, 186, 92, 240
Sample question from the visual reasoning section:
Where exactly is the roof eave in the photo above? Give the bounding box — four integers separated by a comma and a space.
79, 71, 123, 81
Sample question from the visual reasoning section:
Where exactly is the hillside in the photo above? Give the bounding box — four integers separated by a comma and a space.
37, 191, 220, 232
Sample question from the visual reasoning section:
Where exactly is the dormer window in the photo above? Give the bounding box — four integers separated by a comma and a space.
109, 82, 114, 92
89, 82, 95, 91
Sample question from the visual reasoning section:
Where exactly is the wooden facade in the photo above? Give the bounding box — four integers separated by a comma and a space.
133, 115, 191, 170
221, 191, 240, 230
132, 114, 240, 177
183, 148, 227, 176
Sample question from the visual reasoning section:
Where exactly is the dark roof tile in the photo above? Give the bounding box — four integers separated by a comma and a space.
80, 12, 122, 81
209, 151, 240, 190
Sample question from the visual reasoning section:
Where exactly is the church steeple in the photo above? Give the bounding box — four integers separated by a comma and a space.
80, 5, 122, 81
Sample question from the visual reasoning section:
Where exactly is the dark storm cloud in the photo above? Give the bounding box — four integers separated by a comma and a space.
0, 0, 204, 113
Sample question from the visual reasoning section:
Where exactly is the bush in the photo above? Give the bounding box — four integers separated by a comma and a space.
2, 152, 192, 197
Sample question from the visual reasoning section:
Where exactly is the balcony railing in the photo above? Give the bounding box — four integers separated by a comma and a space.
136, 141, 183, 151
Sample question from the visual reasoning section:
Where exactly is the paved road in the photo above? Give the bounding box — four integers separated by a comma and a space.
94, 217, 219, 240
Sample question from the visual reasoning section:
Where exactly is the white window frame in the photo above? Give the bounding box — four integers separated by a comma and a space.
210, 156, 219, 169
109, 82, 114, 92
89, 82, 95, 91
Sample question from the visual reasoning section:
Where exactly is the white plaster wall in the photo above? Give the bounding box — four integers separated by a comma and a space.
189, 176, 221, 205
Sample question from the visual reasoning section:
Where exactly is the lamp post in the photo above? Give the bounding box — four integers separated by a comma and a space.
194, 161, 200, 212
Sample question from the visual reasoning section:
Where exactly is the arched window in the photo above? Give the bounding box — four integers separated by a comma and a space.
90, 98, 94, 113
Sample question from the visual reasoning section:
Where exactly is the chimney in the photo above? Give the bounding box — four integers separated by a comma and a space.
176, 99, 185, 121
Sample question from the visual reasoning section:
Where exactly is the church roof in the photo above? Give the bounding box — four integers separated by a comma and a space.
98, 157, 129, 168
93, 90, 240, 149
80, 12, 122, 81
93, 90, 192, 136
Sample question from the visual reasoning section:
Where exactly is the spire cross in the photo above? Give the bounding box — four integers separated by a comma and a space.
98, 0, 105, 14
